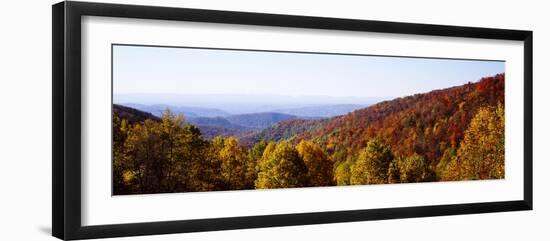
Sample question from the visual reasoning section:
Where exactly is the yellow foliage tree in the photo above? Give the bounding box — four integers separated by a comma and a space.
113, 115, 131, 194
219, 137, 252, 189
296, 140, 333, 187
255, 142, 308, 189
120, 109, 207, 193
442, 104, 505, 180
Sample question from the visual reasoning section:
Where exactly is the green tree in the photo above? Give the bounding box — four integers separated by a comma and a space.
249, 140, 268, 162
255, 142, 308, 189
247, 140, 268, 186
296, 140, 333, 187
334, 157, 354, 185
436, 147, 456, 181
350, 138, 394, 185
399, 154, 433, 183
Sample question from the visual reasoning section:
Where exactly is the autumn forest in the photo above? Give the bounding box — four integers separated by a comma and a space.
112, 73, 505, 195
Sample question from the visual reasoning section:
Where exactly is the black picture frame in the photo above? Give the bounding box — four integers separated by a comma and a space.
52, 1, 533, 240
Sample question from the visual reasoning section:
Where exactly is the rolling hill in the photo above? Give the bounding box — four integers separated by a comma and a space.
113, 104, 250, 140
113, 104, 258, 140
121, 104, 303, 135
121, 103, 229, 118
113, 104, 160, 124
225, 112, 298, 129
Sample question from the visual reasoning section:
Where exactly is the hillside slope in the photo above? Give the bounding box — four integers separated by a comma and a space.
249, 74, 505, 168
238, 118, 327, 147
113, 104, 160, 124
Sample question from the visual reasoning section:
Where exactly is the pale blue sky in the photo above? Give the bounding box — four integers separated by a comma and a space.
113, 45, 504, 99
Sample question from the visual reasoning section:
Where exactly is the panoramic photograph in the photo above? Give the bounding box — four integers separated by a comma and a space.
112, 44, 505, 195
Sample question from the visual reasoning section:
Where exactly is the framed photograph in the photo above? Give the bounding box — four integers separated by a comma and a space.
52, 1, 533, 240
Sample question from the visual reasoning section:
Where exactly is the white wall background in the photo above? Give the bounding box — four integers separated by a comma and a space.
0, 0, 547, 240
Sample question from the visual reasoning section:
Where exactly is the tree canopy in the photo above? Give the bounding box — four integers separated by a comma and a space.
255, 142, 308, 189
350, 138, 394, 185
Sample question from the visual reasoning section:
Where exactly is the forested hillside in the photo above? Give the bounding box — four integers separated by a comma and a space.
112, 74, 505, 194
239, 118, 327, 146
113, 104, 160, 124
298, 74, 504, 168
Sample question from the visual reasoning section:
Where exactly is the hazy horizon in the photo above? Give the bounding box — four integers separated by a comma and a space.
113, 93, 386, 105
114, 93, 385, 115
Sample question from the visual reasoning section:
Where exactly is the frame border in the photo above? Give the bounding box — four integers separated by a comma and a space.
52, 1, 533, 240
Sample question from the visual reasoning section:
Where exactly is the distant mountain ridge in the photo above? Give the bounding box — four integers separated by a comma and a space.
121, 103, 229, 118
273, 104, 365, 117
115, 94, 384, 115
